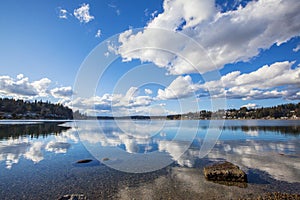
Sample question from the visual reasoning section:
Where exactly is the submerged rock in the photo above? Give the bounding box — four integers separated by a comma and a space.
203, 161, 247, 183
73, 159, 100, 167
57, 194, 87, 200
76, 159, 93, 164
102, 157, 109, 161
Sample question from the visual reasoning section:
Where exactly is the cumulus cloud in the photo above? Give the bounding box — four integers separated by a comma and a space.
95, 29, 102, 38
116, 0, 300, 75
70, 86, 177, 116
74, 3, 94, 23
69, 87, 154, 116
72, 60, 296, 107
157, 75, 199, 100
0, 74, 76, 102
241, 103, 257, 109
153, 61, 300, 101
32, 78, 52, 97
0, 74, 51, 99
198, 61, 300, 100
17, 74, 24, 79
58, 8, 68, 19
50, 86, 73, 99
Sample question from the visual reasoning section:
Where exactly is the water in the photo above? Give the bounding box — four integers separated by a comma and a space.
0, 120, 299, 199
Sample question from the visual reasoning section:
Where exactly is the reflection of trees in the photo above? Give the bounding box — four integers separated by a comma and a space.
0, 122, 71, 140
196, 125, 300, 136
223, 126, 300, 136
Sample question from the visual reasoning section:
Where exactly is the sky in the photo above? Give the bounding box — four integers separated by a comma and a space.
0, 0, 300, 116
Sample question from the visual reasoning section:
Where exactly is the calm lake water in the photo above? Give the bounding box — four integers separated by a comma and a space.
0, 120, 299, 199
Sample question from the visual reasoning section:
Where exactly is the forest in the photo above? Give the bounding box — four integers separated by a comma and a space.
180, 102, 300, 120
0, 98, 74, 119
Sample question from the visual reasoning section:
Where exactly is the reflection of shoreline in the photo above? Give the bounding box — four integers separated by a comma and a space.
80, 117, 300, 120
1, 120, 299, 181
0, 121, 71, 140
0, 122, 73, 169
74, 120, 300, 183
75, 119, 300, 136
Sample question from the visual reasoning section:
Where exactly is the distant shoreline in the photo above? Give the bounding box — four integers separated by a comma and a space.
1, 98, 299, 121
2, 118, 299, 121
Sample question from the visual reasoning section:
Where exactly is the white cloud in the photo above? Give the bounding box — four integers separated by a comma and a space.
293, 43, 300, 52
116, 0, 300, 75
0, 75, 51, 99
157, 75, 199, 100
17, 74, 24, 79
145, 88, 153, 95
0, 74, 76, 102
95, 29, 102, 38
241, 103, 257, 109
32, 78, 52, 97
198, 61, 300, 100
153, 61, 300, 101
69, 87, 154, 116
50, 86, 73, 99
74, 4, 94, 23
59, 8, 68, 19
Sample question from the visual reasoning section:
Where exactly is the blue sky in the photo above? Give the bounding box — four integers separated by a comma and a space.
0, 0, 300, 116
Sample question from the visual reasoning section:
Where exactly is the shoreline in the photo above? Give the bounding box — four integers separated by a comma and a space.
0, 118, 299, 121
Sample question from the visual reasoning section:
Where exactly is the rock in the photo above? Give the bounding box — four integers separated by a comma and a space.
102, 157, 109, 161
203, 161, 247, 183
57, 194, 87, 200
76, 159, 93, 164
73, 159, 100, 167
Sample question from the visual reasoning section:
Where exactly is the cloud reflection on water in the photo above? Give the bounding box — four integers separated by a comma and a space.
0, 125, 77, 169
0, 120, 299, 183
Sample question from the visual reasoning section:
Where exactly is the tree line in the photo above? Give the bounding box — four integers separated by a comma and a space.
0, 98, 74, 119
180, 102, 300, 120
1, 97, 299, 120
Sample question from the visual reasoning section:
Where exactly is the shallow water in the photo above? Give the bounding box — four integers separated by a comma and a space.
0, 120, 299, 199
